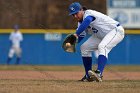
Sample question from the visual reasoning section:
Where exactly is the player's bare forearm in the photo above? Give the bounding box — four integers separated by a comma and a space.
74, 33, 78, 39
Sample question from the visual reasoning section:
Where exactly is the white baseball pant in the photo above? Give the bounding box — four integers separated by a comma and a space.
80, 26, 125, 58
8, 46, 22, 58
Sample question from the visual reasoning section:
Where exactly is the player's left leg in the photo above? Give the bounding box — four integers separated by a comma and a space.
89, 26, 125, 82
15, 47, 22, 65
98, 26, 124, 75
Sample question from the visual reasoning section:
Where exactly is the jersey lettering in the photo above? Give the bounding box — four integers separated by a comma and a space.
88, 26, 98, 33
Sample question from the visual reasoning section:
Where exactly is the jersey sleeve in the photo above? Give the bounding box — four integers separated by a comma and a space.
9, 33, 13, 40
78, 31, 86, 43
76, 16, 95, 36
20, 33, 23, 41
83, 10, 96, 19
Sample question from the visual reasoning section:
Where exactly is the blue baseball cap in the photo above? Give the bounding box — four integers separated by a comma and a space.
14, 24, 19, 30
68, 2, 82, 15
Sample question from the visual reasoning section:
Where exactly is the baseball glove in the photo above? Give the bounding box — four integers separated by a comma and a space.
62, 34, 78, 53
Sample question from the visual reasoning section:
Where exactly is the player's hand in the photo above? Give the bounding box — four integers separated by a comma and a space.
62, 34, 78, 53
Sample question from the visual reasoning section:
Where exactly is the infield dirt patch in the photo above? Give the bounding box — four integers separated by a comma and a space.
0, 71, 139, 80
0, 66, 139, 93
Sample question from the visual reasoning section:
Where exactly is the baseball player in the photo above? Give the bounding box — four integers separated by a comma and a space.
7, 25, 23, 65
68, 2, 125, 82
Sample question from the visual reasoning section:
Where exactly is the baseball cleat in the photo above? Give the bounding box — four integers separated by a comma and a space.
79, 75, 89, 82
79, 75, 96, 82
88, 70, 102, 82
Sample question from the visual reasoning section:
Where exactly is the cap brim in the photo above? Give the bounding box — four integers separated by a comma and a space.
69, 11, 79, 16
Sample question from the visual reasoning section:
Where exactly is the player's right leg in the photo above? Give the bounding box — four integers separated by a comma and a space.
7, 48, 14, 65
80, 35, 101, 81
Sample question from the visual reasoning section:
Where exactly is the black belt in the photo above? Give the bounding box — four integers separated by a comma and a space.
117, 23, 120, 27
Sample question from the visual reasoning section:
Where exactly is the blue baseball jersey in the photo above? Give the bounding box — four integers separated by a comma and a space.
78, 9, 119, 39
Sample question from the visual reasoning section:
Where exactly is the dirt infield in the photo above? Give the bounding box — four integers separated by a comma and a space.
0, 71, 139, 80
0, 66, 139, 93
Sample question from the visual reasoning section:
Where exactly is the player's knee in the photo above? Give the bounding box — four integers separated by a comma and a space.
80, 44, 88, 51
80, 44, 92, 57
98, 44, 108, 57
94, 50, 99, 58
8, 53, 13, 58
98, 44, 105, 50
